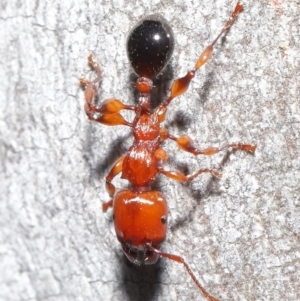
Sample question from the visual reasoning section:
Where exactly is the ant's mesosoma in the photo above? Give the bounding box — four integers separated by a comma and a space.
80, 2, 256, 301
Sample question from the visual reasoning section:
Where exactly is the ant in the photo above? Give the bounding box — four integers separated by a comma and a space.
80, 2, 256, 301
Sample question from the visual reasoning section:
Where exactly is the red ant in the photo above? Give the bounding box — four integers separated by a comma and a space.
80, 2, 256, 301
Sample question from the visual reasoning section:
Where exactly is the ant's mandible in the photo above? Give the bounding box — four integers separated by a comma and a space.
80, 2, 256, 301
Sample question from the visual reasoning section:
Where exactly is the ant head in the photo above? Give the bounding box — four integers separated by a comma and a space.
122, 244, 160, 265
113, 189, 168, 263
127, 14, 175, 79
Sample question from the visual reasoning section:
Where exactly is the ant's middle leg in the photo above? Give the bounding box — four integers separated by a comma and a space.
161, 2, 243, 108
160, 128, 256, 155
80, 54, 136, 126
159, 167, 222, 184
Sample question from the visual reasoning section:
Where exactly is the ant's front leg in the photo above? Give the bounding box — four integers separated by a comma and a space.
80, 54, 136, 127
160, 129, 256, 155
102, 155, 125, 212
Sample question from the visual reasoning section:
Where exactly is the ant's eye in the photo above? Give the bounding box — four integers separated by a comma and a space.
161, 215, 167, 224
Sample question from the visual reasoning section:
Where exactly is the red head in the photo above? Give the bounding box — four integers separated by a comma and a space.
113, 189, 168, 265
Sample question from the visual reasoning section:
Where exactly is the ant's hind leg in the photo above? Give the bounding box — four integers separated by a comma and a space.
80, 54, 102, 113
161, 2, 243, 108
80, 54, 136, 126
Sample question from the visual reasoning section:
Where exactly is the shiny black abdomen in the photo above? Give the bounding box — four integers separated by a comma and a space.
127, 14, 175, 79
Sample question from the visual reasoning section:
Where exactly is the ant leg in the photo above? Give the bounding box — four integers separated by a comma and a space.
161, 2, 243, 108
105, 156, 125, 197
159, 167, 222, 183
147, 244, 220, 301
80, 54, 136, 126
155, 147, 222, 183
102, 200, 113, 212
160, 129, 256, 155
102, 156, 125, 212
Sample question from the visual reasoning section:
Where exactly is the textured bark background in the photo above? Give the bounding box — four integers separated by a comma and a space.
1, 0, 299, 300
